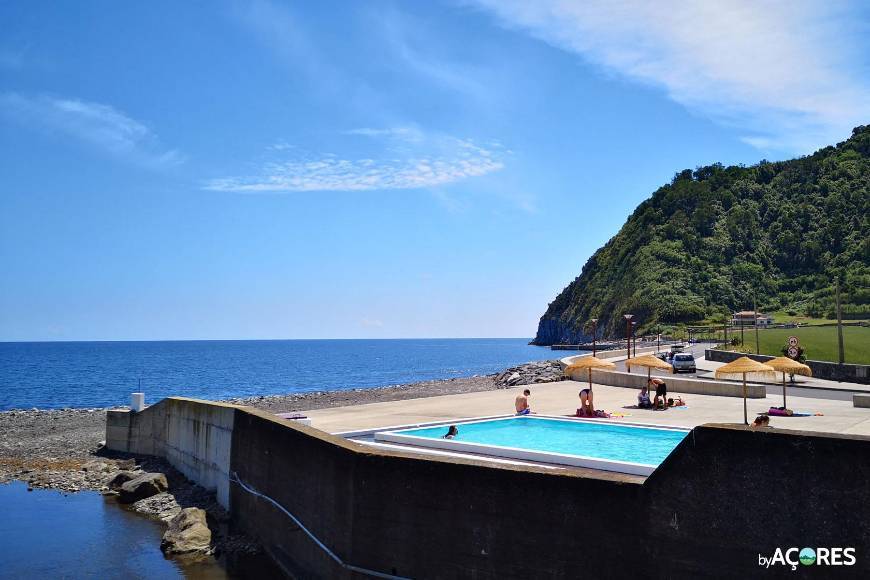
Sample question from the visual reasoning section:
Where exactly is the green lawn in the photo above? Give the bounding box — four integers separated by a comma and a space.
740, 326, 870, 365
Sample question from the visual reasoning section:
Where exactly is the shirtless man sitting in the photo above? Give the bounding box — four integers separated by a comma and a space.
515, 389, 532, 415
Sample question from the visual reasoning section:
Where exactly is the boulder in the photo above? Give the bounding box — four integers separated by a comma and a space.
108, 470, 138, 490
118, 472, 168, 504
161, 508, 212, 555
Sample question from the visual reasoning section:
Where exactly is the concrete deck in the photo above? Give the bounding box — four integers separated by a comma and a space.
305, 379, 870, 437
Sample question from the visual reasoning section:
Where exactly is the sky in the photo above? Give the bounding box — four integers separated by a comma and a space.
1, 0, 868, 341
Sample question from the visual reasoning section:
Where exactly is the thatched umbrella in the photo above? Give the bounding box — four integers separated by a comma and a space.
714, 357, 776, 425
565, 355, 616, 391
765, 357, 812, 409
625, 354, 673, 381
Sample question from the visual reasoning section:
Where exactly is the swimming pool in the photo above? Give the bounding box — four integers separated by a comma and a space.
374, 416, 689, 475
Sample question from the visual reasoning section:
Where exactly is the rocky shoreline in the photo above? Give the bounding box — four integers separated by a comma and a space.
0, 360, 565, 566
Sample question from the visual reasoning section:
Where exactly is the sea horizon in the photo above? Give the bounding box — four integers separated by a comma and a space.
0, 337, 563, 410
0, 336, 536, 344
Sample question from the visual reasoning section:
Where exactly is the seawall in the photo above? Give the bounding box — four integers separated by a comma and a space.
107, 397, 870, 578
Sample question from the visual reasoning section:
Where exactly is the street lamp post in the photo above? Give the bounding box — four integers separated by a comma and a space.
623, 314, 634, 370
590, 318, 598, 357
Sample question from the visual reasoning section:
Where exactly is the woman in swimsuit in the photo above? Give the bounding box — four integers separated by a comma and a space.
578, 388, 594, 416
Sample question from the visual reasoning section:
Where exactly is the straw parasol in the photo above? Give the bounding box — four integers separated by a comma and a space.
764, 357, 812, 409
714, 357, 776, 425
625, 354, 673, 382
565, 355, 616, 391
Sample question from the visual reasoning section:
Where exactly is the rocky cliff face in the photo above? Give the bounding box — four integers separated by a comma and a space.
533, 125, 870, 345
532, 318, 590, 346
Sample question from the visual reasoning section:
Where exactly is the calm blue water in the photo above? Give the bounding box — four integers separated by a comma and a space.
0, 339, 561, 410
398, 417, 688, 465
0, 481, 192, 579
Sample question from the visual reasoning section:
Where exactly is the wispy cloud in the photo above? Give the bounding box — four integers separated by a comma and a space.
0, 93, 183, 166
469, 0, 870, 153
204, 129, 505, 193
343, 126, 425, 143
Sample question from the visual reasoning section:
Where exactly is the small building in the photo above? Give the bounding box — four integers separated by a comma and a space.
731, 310, 773, 327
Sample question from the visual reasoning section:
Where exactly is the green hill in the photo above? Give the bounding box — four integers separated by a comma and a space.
533, 126, 870, 345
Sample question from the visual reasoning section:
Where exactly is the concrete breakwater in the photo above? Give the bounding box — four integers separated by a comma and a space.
107, 397, 870, 578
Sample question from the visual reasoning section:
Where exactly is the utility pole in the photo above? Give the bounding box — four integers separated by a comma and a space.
623, 314, 634, 369
590, 318, 598, 358
753, 296, 760, 355
740, 314, 745, 347
836, 278, 845, 364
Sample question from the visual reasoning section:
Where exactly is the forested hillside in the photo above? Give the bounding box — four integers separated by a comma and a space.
533, 126, 870, 344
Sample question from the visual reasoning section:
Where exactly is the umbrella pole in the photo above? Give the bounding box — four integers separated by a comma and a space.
743, 375, 748, 425
782, 372, 787, 409
588, 368, 592, 391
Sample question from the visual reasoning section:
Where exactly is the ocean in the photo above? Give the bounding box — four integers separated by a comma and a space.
0, 338, 560, 410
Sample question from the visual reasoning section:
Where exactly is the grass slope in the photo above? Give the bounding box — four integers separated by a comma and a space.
745, 326, 870, 365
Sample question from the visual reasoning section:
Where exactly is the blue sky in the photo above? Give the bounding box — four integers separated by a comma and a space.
1, 0, 868, 341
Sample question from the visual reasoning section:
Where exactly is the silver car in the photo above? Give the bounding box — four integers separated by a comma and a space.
671, 353, 696, 373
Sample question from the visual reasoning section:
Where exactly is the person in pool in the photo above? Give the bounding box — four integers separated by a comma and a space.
443, 425, 459, 439
515, 389, 532, 415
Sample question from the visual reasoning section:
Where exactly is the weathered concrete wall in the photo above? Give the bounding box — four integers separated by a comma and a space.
560, 356, 766, 398
706, 349, 870, 384
229, 407, 645, 579
107, 399, 870, 578
106, 398, 235, 509
229, 409, 870, 578
645, 425, 870, 577
854, 393, 870, 408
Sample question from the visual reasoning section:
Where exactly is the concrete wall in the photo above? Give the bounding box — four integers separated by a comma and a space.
106, 398, 235, 508
107, 399, 870, 578
560, 356, 766, 398
706, 349, 870, 384
645, 425, 870, 577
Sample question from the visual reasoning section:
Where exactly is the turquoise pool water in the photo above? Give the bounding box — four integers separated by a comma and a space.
394, 417, 688, 466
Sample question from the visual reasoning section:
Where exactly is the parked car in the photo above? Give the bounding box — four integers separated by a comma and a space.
655, 352, 669, 362
671, 353, 696, 373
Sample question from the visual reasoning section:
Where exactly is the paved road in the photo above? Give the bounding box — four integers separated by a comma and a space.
614, 343, 859, 402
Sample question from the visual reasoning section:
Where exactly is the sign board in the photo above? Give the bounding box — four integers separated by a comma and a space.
787, 346, 800, 358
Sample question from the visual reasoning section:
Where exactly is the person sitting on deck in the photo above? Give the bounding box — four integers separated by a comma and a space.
638, 385, 653, 409
515, 389, 532, 415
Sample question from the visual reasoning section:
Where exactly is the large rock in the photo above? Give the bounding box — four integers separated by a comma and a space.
161, 508, 212, 555
107, 470, 138, 490
494, 360, 566, 388
118, 472, 168, 504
